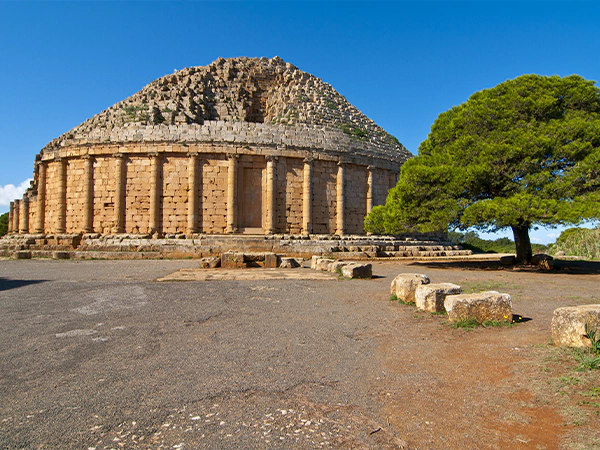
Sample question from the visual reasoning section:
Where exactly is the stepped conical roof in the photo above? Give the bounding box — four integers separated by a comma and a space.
42, 57, 411, 164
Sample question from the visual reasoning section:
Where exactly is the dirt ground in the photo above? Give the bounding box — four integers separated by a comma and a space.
0, 257, 599, 449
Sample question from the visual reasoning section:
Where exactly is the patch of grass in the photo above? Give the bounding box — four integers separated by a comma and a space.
390, 294, 397, 302
431, 310, 447, 316
482, 319, 514, 328
390, 293, 412, 305
573, 350, 600, 371
450, 318, 479, 329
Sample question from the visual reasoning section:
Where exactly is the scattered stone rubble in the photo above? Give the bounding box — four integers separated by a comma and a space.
390, 272, 513, 323
311, 256, 372, 279
551, 305, 600, 348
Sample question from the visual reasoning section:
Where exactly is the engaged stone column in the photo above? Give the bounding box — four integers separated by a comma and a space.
34, 162, 46, 233
82, 155, 94, 233
187, 152, 199, 234
56, 158, 67, 234
113, 153, 126, 234
226, 154, 238, 233
366, 165, 374, 214
12, 201, 19, 235
302, 157, 313, 235
8, 201, 14, 234
149, 152, 162, 235
19, 197, 29, 234
264, 156, 276, 235
335, 161, 345, 236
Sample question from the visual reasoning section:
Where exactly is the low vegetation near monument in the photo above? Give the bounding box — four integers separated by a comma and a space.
366, 74, 600, 263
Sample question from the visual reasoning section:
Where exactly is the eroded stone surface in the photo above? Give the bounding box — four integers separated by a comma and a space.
444, 291, 513, 323
551, 305, 600, 348
279, 257, 301, 269
415, 283, 462, 312
390, 273, 430, 303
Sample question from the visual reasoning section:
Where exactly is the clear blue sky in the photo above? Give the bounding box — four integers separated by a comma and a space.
1, 1, 598, 243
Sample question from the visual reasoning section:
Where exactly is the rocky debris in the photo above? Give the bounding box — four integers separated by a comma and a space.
551, 305, 600, 348
415, 283, 462, 313
341, 263, 372, 279
390, 273, 430, 303
444, 291, 513, 324
279, 257, 301, 268
200, 256, 221, 268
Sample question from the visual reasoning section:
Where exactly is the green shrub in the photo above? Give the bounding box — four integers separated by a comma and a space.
549, 227, 600, 260
0, 212, 8, 236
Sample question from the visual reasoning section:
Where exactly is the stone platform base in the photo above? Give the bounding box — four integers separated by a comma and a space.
0, 233, 471, 260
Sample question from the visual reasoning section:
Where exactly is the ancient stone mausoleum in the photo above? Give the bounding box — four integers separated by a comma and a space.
8, 57, 411, 238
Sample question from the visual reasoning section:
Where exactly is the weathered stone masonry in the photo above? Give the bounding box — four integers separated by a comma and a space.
8, 57, 411, 238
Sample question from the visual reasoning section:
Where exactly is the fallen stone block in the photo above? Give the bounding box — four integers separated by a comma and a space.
329, 261, 349, 273
264, 253, 279, 268
531, 253, 554, 270
221, 251, 246, 269
315, 258, 336, 271
444, 291, 512, 323
52, 251, 71, 260
310, 255, 320, 270
415, 283, 462, 312
12, 251, 32, 260
551, 305, 600, 348
200, 256, 221, 269
391, 273, 430, 303
500, 255, 516, 266
341, 263, 372, 279
279, 257, 301, 268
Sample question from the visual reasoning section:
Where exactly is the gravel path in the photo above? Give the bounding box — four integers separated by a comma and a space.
0, 259, 599, 449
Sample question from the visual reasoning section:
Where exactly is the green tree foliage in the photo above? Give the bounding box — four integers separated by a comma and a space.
0, 212, 8, 237
366, 74, 600, 262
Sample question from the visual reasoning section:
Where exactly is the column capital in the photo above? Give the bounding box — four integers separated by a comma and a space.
187, 151, 199, 158
82, 154, 95, 162
303, 157, 314, 165
337, 159, 349, 167
114, 152, 125, 159
367, 165, 375, 171
265, 155, 278, 162
227, 153, 239, 160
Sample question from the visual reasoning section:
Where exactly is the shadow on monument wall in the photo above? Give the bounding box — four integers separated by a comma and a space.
407, 259, 600, 275
0, 278, 47, 292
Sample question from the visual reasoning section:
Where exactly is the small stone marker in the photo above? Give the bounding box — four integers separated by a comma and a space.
341, 263, 372, 279
264, 253, 279, 268
415, 283, 462, 312
551, 305, 600, 348
221, 251, 245, 269
390, 273, 430, 303
444, 291, 512, 323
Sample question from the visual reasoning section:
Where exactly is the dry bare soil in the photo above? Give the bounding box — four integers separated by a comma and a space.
0, 258, 598, 449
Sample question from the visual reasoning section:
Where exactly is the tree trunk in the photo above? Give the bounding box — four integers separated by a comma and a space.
511, 223, 532, 264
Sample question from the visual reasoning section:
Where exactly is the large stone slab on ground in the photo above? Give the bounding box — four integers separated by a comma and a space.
551, 305, 600, 348
329, 261, 350, 273
341, 263, 372, 279
264, 253, 279, 268
444, 291, 513, 323
390, 273, 430, 303
415, 283, 462, 312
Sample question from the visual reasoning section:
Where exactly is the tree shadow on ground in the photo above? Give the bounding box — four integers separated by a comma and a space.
0, 278, 47, 292
407, 259, 600, 275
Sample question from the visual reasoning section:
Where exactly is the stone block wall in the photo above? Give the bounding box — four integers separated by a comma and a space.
162, 156, 189, 234
66, 158, 86, 232
93, 156, 117, 234
275, 157, 303, 234
125, 156, 151, 234
345, 165, 368, 234
201, 157, 228, 233
311, 160, 337, 234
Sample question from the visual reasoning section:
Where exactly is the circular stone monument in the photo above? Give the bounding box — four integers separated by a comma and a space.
9, 56, 411, 237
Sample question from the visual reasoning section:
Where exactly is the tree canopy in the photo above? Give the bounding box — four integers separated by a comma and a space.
365, 74, 600, 262
0, 213, 8, 237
